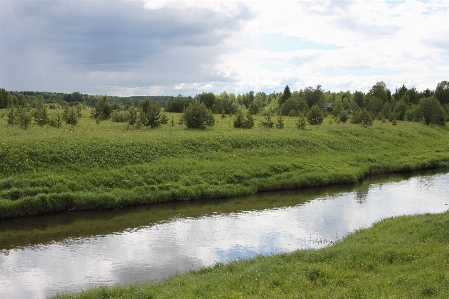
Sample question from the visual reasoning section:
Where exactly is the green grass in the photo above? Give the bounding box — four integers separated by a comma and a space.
1, 109, 449, 218
51, 211, 449, 298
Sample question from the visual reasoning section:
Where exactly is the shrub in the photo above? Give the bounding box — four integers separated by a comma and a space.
307, 105, 324, 125
261, 115, 274, 128
234, 110, 254, 129
296, 114, 307, 129
111, 110, 129, 123
139, 99, 161, 128
183, 101, 215, 129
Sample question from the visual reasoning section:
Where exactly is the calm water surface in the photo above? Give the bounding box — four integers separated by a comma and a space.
1, 171, 448, 299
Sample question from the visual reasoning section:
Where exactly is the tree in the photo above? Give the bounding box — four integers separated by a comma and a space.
16, 107, 33, 129
66, 107, 78, 126
275, 113, 284, 129
352, 91, 365, 109
307, 104, 324, 125
280, 85, 291, 106
139, 98, 161, 128
93, 96, 112, 120
125, 105, 136, 125
233, 110, 254, 129
183, 101, 215, 129
415, 96, 445, 126
34, 96, 49, 126
71, 91, 83, 103
368, 81, 390, 104
0, 88, 8, 109
435, 81, 449, 106
296, 114, 307, 129
197, 92, 216, 110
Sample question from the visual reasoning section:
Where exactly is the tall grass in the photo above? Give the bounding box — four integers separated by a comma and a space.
1, 109, 449, 218
52, 211, 449, 298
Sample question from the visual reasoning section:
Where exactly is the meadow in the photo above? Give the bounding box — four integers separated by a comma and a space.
51, 210, 449, 298
1, 108, 449, 219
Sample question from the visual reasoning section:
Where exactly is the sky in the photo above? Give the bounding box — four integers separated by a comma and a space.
0, 0, 448, 97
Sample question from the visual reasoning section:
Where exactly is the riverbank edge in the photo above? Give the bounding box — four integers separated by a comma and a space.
51, 209, 449, 298
1, 157, 448, 219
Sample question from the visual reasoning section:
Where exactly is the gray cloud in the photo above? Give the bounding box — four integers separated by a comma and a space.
0, 0, 254, 94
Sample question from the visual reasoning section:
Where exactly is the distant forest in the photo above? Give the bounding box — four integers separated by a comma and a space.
1, 81, 448, 125
0, 90, 171, 109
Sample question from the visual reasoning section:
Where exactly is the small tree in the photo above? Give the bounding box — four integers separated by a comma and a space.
160, 114, 168, 124
234, 110, 254, 129
66, 107, 78, 127
307, 104, 324, 125
275, 113, 284, 129
34, 95, 49, 126
128, 105, 138, 125
49, 112, 63, 128
296, 113, 307, 129
261, 115, 274, 128
7, 107, 16, 124
16, 107, 33, 130
183, 101, 215, 129
139, 98, 161, 128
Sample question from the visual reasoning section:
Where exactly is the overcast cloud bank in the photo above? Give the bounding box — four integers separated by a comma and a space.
1, 0, 448, 96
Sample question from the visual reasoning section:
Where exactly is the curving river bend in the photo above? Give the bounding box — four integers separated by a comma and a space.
1, 171, 448, 299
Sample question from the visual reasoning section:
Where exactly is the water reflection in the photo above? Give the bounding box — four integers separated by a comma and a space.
0, 171, 448, 299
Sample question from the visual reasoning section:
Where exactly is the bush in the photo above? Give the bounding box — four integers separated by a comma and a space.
261, 115, 274, 128
307, 105, 324, 125
234, 110, 254, 129
139, 99, 161, 128
296, 114, 307, 129
183, 101, 215, 129
111, 110, 129, 123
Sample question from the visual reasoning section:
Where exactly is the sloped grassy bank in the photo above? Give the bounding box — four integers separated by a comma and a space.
52, 210, 449, 299
1, 117, 449, 219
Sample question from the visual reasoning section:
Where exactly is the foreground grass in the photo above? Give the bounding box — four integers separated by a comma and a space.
52, 211, 449, 298
1, 110, 449, 218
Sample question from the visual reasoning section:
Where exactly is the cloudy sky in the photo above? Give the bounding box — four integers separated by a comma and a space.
0, 0, 448, 96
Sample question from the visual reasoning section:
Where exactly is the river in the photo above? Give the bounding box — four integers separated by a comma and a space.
0, 170, 448, 299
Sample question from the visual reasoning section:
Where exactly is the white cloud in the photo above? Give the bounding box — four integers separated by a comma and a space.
0, 0, 447, 95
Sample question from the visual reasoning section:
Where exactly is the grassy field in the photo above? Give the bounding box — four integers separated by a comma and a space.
1, 108, 449, 219
51, 210, 449, 298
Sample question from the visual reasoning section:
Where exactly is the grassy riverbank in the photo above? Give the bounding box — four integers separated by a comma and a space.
1, 110, 449, 219
52, 210, 449, 298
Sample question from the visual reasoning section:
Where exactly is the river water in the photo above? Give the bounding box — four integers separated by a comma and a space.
1, 171, 448, 299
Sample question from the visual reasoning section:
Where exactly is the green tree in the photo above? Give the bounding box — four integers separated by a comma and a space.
0, 88, 8, 109
234, 110, 254, 129
128, 105, 138, 125
276, 113, 284, 129
296, 113, 307, 129
435, 81, 449, 106
307, 104, 324, 125
34, 96, 49, 126
16, 107, 33, 130
393, 100, 408, 121
415, 96, 445, 126
183, 101, 215, 129
7, 107, 16, 124
139, 98, 161, 128
197, 92, 216, 110
66, 107, 78, 127
71, 91, 83, 103
93, 96, 112, 120
280, 85, 291, 106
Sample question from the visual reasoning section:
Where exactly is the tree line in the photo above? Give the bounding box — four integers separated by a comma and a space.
1, 80, 448, 129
